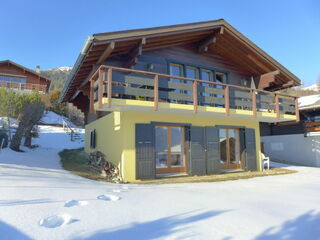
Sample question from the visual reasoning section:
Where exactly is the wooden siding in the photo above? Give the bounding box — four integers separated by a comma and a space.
106, 44, 250, 86
0, 63, 49, 91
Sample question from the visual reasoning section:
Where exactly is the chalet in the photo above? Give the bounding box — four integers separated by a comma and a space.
0, 60, 50, 93
59, 19, 301, 181
261, 94, 320, 167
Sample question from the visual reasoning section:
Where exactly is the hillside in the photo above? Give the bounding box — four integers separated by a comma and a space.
40, 66, 72, 91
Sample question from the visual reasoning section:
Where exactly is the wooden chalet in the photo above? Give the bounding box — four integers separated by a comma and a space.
0, 60, 50, 93
59, 19, 301, 181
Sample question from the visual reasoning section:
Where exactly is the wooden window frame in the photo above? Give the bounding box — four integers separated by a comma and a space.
220, 128, 242, 170
155, 125, 187, 174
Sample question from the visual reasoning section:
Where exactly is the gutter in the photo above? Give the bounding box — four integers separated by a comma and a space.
58, 36, 94, 103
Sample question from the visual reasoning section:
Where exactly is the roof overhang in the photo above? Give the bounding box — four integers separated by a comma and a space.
59, 19, 301, 103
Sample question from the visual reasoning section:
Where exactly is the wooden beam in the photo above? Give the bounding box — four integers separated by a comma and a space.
98, 68, 104, 108
252, 90, 257, 117
97, 42, 115, 65
198, 35, 216, 52
153, 74, 159, 111
193, 80, 198, 113
225, 85, 229, 115
275, 94, 280, 119
258, 70, 280, 89
125, 38, 146, 68
107, 68, 113, 108
89, 78, 94, 113
220, 26, 224, 34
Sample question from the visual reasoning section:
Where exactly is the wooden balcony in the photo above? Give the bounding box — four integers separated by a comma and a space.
89, 65, 299, 123
0, 81, 47, 93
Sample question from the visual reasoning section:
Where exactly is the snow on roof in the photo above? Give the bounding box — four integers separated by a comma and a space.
298, 94, 320, 108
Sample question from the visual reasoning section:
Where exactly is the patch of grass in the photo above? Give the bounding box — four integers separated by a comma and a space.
60, 148, 297, 184
59, 148, 109, 181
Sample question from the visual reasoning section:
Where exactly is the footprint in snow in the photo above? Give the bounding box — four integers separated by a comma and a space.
39, 214, 78, 228
97, 194, 121, 201
64, 200, 88, 208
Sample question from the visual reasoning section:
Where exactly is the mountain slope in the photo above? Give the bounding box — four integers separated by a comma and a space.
40, 67, 72, 91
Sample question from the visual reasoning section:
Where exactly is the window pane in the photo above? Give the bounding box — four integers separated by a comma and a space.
155, 126, 168, 168
229, 129, 240, 164
219, 129, 227, 164
170, 127, 184, 167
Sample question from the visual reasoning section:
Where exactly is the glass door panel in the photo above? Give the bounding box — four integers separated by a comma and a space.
185, 66, 198, 104
155, 125, 186, 174
155, 126, 168, 168
229, 129, 240, 164
169, 64, 183, 103
220, 128, 241, 169
170, 127, 184, 167
219, 129, 228, 165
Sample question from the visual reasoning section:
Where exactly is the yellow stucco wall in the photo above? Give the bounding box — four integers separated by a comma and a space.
85, 111, 262, 182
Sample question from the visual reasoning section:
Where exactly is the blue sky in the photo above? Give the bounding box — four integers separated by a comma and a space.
1, 0, 319, 86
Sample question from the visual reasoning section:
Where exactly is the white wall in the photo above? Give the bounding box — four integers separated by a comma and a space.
261, 134, 320, 167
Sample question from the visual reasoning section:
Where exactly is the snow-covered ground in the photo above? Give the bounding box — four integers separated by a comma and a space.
0, 126, 320, 240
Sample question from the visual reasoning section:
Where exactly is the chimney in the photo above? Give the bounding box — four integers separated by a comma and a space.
36, 65, 40, 73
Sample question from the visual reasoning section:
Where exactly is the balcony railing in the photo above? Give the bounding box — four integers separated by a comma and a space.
0, 81, 47, 92
89, 65, 299, 121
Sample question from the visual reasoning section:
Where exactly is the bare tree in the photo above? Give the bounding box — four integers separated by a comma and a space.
10, 103, 44, 152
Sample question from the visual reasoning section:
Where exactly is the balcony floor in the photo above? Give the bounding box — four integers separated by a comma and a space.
95, 98, 297, 123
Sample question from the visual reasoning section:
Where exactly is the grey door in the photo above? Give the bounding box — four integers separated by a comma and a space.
136, 124, 155, 179
205, 127, 220, 174
245, 128, 258, 171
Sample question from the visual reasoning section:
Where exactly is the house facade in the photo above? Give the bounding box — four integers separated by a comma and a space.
261, 94, 320, 167
0, 60, 50, 93
59, 19, 300, 181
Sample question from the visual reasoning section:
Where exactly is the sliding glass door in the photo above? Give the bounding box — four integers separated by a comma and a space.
155, 125, 186, 174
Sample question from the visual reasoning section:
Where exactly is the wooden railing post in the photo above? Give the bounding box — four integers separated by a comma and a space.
193, 80, 198, 113
89, 78, 94, 113
225, 85, 229, 116
107, 68, 113, 108
252, 90, 257, 118
98, 68, 104, 108
153, 74, 159, 111
294, 97, 300, 122
275, 94, 280, 119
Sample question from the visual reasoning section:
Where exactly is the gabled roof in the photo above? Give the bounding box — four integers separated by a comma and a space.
299, 94, 320, 110
0, 60, 51, 87
59, 19, 301, 102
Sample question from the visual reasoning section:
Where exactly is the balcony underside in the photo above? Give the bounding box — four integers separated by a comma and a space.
95, 98, 296, 123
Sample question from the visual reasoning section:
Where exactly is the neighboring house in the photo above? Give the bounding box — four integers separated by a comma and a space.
261, 94, 320, 167
59, 19, 300, 181
0, 60, 51, 93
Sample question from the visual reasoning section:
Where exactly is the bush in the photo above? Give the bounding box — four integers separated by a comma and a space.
0, 88, 44, 118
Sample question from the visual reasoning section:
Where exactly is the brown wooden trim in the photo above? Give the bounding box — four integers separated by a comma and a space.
97, 42, 115, 64
193, 80, 198, 113
107, 68, 112, 108
295, 97, 300, 122
155, 125, 187, 174
154, 74, 159, 111
275, 94, 280, 119
305, 121, 320, 127
225, 85, 229, 115
220, 128, 241, 170
252, 90, 257, 118
98, 68, 104, 108
89, 78, 94, 113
